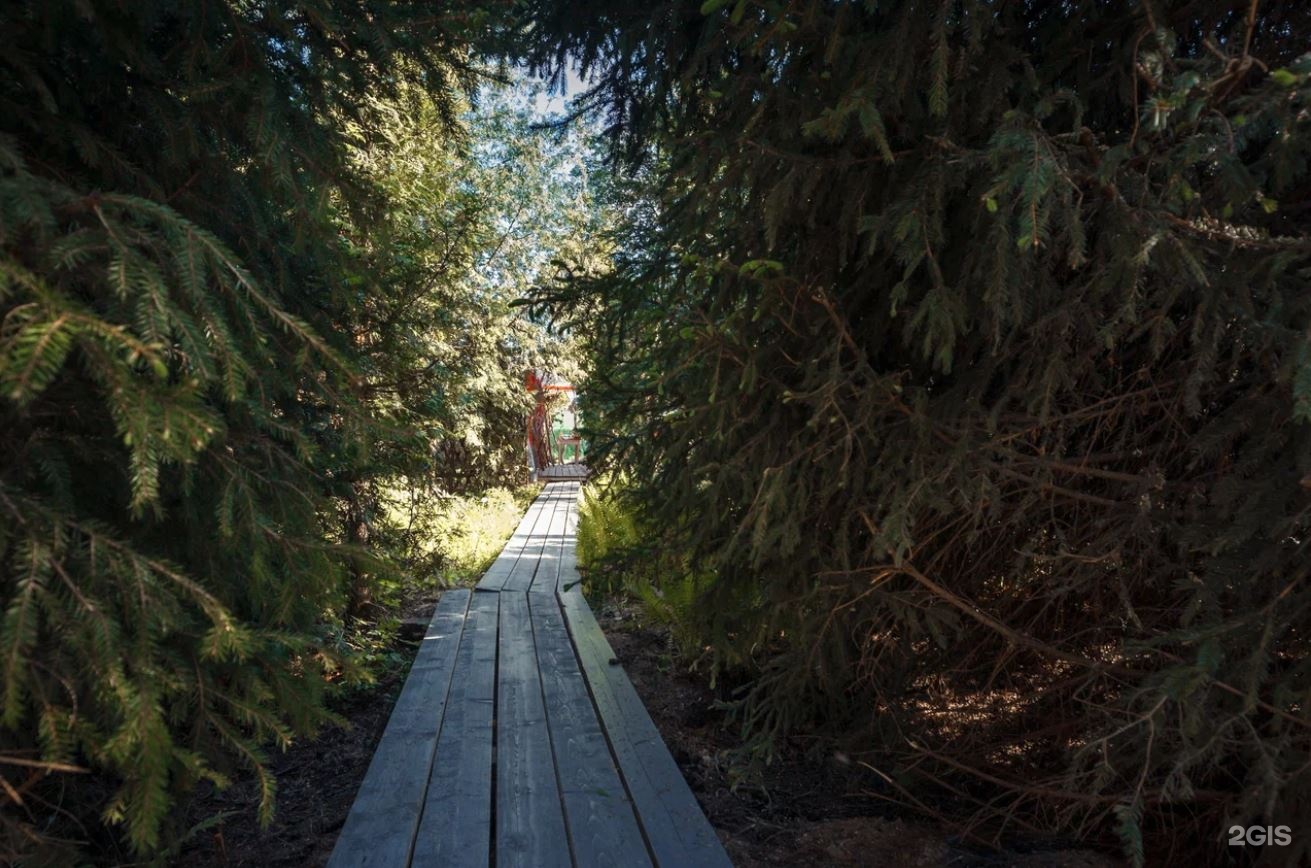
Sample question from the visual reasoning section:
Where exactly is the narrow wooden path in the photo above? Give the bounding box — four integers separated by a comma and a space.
329, 482, 731, 868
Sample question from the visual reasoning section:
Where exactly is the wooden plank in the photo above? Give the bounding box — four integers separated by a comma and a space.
477, 488, 550, 591
475, 490, 549, 591
531, 594, 652, 866
555, 482, 582, 595
497, 591, 571, 867
473, 518, 528, 592
328, 590, 473, 868
558, 587, 732, 868
539, 464, 589, 481
410, 590, 499, 868
540, 483, 573, 592
529, 485, 570, 595
501, 484, 562, 593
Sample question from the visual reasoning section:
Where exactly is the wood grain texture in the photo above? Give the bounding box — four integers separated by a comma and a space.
410, 590, 499, 868
499, 487, 559, 592
529, 484, 570, 595
497, 591, 571, 868
332, 484, 729, 868
531, 592, 652, 866
554, 482, 581, 595
328, 590, 472, 868
476, 490, 550, 591
558, 587, 732, 868
537, 464, 589, 480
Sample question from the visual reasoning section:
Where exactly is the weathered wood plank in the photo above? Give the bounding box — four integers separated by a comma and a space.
538, 464, 589, 481
335, 482, 726, 868
501, 484, 563, 593
328, 590, 473, 868
531, 593, 652, 866
497, 591, 571, 868
555, 482, 582, 596
477, 488, 551, 591
529, 484, 570, 595
410, 590, 499, 868
558, 585, 731, 867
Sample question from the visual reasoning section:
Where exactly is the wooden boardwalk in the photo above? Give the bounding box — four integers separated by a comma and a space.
536, 463, 588, 481
329, 482, 731, 868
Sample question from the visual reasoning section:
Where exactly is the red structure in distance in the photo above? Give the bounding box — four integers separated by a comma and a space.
525, 369, 579, 475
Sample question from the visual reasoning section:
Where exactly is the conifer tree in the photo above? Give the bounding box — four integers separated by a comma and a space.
524, 1, 1311, 861
337, 78, 595, 590
0, 0, 496, 858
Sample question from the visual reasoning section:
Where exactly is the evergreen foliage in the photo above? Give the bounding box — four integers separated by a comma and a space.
525, 1, 1311, 861
0, 2, 592, 859
343, 81, 595, 595
7, 0, 1308, 861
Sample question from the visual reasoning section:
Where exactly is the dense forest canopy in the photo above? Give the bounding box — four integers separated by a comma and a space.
2, 0, 1310, 865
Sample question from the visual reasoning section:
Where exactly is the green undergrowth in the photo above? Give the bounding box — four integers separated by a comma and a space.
338, 483, 541, 690
576, 481, 775, 791
575, 482, 642, 596
407, 483, 543, 587
576, 481, 717, 662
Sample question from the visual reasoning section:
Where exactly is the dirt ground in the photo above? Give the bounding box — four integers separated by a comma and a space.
176, 594, 1122, 868
592, 600, 1121, 868
175, 668, 406, 867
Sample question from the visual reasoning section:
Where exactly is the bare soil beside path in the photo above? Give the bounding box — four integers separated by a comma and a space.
593, 598, 1122, 868
175, 649, 410, 867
